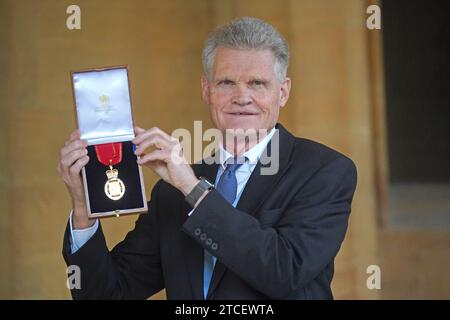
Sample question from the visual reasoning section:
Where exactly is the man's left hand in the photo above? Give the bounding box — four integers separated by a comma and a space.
133, 126, 199, 196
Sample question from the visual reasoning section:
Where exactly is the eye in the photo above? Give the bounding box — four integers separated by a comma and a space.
250, 80, 266, 87
218, 79, 234, 86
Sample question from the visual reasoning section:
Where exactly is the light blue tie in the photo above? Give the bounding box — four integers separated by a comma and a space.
203, 157, 244, 299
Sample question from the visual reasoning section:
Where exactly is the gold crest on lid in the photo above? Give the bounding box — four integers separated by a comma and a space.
99, 94, 110, 106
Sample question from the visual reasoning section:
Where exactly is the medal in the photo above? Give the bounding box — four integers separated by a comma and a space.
94, 142, 125, 200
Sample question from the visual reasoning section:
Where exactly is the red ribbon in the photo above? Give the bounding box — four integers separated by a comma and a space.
94, 142, 123, 166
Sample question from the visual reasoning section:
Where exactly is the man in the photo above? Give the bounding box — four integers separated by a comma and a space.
59, 17, 357, 299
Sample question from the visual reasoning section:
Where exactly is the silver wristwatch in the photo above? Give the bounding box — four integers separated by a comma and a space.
185, 177, 214, 207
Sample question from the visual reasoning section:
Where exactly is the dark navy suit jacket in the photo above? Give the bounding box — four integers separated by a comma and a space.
62, 123, 357, 299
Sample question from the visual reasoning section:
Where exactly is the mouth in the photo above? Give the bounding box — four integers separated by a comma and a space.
226, 112, 258, 116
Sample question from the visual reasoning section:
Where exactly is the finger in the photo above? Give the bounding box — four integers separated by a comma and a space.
61, 148, 89, 175
69, 155, 90, 178
134, 126, 146, 135
69, 129, 80, 141
134, 135, 170, 156
65, 137, 87, 148
132, 127, 154, 144
133, 127, 172, 145
138, 149, 168, 165
65, 130, 84, 146
61, 139, 88, 157
61, 149, 88, 181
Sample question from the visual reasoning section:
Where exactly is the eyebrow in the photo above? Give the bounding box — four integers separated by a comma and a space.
248, 77, 269, 83
214, 77, 235, 83
214, 77, 271, 83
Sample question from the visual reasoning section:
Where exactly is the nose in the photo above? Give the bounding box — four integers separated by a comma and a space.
232, 84, 252, 107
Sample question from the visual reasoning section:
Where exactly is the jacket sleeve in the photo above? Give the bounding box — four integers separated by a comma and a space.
62, 180, 165, 299
182, 156, 357, 299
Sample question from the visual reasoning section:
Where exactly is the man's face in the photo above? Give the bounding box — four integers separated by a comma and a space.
201, 47, 291, 133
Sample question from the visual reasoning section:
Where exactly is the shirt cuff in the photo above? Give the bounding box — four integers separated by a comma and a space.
69, 210, 98, 254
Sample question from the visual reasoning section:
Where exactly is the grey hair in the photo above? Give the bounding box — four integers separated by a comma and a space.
202, 17, 290, 83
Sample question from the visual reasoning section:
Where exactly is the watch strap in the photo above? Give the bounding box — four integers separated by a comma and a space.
185, 177, 214, 207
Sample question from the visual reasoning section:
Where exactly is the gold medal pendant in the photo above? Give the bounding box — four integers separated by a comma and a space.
104, 165, 126, 200
95, 142, 125, 201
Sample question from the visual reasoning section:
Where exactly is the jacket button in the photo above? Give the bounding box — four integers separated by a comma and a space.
194, 228, 201, 236
206, 238, 212, 246
211, 243, 218, 250
200, 233, 207, 241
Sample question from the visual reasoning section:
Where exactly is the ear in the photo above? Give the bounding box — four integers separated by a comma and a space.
201, 75, 210, 105
279, 77, 291, 108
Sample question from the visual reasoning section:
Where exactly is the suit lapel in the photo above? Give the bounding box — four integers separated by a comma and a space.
235, 124, 295, 215
207, 124, 296, 299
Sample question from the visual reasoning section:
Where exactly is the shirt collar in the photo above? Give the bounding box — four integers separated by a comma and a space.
218, 127, 276, 168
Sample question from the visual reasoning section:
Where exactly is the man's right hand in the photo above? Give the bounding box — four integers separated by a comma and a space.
57, 129, 95, 229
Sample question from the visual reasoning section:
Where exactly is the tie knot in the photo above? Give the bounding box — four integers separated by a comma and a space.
224, 156, 246, 173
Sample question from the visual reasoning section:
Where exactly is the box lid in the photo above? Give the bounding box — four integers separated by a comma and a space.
71, 66, 135, 145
